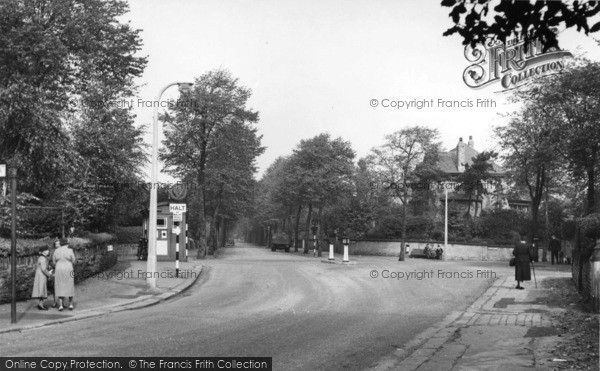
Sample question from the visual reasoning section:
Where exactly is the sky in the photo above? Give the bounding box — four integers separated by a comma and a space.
123, 0, 600, 182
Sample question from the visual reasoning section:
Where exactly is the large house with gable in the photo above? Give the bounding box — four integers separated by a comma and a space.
431, 136, 531, 218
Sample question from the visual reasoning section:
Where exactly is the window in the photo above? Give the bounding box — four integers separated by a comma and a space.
157, 217, 166, 229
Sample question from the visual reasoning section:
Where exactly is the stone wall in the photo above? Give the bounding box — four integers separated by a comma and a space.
571, 233, 594, 303
349, 239, 516, 261
0, 243, 117, 304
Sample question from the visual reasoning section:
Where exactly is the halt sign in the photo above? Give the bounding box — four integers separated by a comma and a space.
169, 204, 186, 214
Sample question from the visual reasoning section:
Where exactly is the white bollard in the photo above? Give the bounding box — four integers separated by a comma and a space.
343, 239, 349, 262
591, 242, 600, 312
329, 243, 334, 260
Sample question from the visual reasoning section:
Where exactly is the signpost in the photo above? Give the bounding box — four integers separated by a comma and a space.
3, 161, 17, 323
170, 203, 185, 277
169, 204, 186, 214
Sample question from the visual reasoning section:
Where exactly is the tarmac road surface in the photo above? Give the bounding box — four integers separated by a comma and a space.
1, 242, 498, 370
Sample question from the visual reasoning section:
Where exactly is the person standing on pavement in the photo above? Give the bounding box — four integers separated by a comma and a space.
32, 246, 54, 310
549, 235, 561, 265
53, 238, 76, 311
512, 239, 532, 290
45, 239, 60, 308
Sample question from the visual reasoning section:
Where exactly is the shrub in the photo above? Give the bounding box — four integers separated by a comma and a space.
115, 226, 143, 244
579, 213, 600, 239
0, 238, 53, 258
83, 232, 116, 246
562, 220, 577, 240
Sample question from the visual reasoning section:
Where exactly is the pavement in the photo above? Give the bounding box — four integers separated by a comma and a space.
373, 261, 581, 371
0, 251, 204, 334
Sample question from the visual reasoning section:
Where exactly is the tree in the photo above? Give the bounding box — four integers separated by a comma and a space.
286, 134, 355, 256
458, 151, 498, 218
160, 69, 259, 255
0, 0, 146, 194
67, 83, 148, 232
368, 126, 441, 261
537, 61, 600, 215
201, 121, 264, 252
442, 0, 600, 51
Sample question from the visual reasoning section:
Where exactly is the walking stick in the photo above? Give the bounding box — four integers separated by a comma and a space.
531, 261, 537, 288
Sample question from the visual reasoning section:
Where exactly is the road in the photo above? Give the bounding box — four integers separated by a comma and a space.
1, 242, 500, 370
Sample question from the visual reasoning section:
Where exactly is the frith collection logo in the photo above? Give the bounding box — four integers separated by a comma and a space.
463, 36, 572, 91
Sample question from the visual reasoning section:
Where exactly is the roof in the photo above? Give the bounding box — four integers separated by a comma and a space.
436, 142, 504, 175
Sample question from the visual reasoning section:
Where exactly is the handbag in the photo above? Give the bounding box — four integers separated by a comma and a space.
509, 257, 516, 267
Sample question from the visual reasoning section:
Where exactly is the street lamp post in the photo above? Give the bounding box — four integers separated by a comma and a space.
445, 186, 448, 253
147, 82, 193, 289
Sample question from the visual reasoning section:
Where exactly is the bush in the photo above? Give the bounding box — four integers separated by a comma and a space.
579, 213, 600, 239
0, 233, 116, 257
83, 232, 116, 246
0, 238, 53, 258
562, 220, 577, 240
115, 226, 143, 244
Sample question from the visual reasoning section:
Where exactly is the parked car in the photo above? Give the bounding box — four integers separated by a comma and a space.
270, 232, 290, 252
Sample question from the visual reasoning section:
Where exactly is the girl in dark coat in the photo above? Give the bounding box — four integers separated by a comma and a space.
512, 240, 532, 289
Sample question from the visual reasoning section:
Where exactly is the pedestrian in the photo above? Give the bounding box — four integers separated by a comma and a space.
512, 239, 532, 290
53, 237, 76, 311
549, 235, 561, 265
32, 246, 54, 310
46, 239, 60, 308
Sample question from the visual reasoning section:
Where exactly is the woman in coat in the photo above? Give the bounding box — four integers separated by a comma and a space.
512, 240, 532, 290
46, 239, 61, 308
53, 238, 77, 311
32, 246, 54, 310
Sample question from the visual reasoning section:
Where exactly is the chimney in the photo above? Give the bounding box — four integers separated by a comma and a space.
457, 137, 466, 172
468, 135, 474, 148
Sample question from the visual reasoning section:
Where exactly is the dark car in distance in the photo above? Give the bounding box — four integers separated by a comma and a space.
270, 232, 291, 252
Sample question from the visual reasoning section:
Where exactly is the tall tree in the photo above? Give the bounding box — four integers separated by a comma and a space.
368, 126, 441, 261
160, 69, 259, 254
0, 0, 146, 193
537, 61, 600, 215
287, 134, 355, 257
202, 121, 264, 252
458, 151, 498, 218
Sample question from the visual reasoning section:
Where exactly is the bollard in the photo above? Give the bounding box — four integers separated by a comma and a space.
591, 242, 600, 312
342, 238, 349, 263
185, 223, 188, 260
329, 243, 334, 260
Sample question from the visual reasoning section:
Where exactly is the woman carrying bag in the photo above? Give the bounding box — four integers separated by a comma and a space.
53, 238, 76, 311
512, 239, 533, 290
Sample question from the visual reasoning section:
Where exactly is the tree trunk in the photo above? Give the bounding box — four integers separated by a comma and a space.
543, 189, 550, 262
304, 202, 312, 254
294, 204, 302, 252
587, 146, 596, 215
196, 176, 207, 258
399, 185, 407, 261
317, 206, 323, 257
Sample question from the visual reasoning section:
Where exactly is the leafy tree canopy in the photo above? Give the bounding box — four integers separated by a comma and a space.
442, 0, 600, 51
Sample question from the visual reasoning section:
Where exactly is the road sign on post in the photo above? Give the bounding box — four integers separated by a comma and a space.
169, 204, 186, 214
173, 213, 182, 222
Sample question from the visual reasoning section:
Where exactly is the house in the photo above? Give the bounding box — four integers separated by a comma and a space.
432, 136, 530, 217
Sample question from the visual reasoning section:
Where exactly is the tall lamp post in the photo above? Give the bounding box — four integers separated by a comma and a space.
444, 185, 448, 253
147, 82, 193, 289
